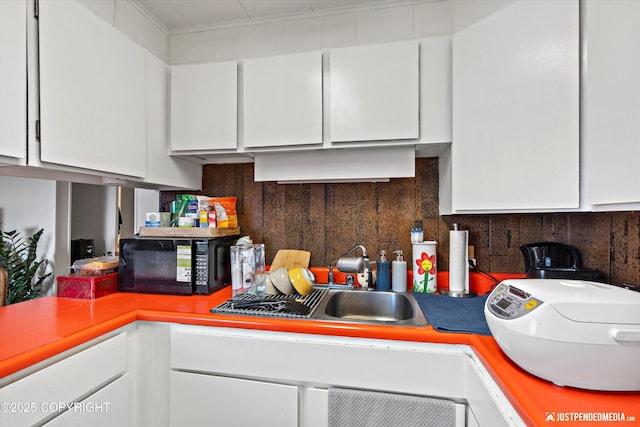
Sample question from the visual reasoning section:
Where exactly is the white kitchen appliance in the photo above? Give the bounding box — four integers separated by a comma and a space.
485, 279, 640, 391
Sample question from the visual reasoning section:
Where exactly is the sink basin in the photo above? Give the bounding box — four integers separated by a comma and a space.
312, 289, 428, 326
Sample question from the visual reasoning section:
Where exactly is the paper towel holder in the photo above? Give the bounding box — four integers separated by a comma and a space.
440, 289, 477, 298
440, 223, 478, 298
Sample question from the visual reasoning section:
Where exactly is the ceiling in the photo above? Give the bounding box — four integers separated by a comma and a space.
134, 0, 403, 32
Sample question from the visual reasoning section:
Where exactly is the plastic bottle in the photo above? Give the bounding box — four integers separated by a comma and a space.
199, 209, 208, 228
392, 250, 407, 292
376, 250, 391, 291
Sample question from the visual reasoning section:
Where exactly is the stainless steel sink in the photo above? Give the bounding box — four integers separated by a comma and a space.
312, 288, 428, 326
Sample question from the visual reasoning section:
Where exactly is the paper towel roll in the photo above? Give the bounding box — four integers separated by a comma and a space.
449, 230, 469, 293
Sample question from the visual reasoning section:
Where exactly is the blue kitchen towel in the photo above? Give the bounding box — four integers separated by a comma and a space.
413, 293, 491, 335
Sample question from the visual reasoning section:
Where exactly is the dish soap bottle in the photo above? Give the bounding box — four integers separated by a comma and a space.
376, 250, 391, 291
392, 250, 407, 292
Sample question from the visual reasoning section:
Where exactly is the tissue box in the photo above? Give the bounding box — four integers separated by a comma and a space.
57, 272, 118, 299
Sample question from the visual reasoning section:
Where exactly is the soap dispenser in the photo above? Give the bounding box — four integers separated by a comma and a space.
376, 250, 391, 291
392, 250, 407, 292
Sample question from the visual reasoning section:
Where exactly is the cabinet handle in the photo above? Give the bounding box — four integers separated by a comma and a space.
612, 329, 640, 343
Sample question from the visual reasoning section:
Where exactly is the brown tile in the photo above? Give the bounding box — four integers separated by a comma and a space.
306, 184, 326, 267
165, 159, 640, 283
241, 164, 263, 243
566, 213, 610, 275
489, 215, 510, 256
542, 213, 569, 242
610, 212, 640, 285
418, 158, 439, 218
262, 182, 286, 264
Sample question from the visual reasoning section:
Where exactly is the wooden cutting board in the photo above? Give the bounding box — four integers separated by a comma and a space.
270, 250, 311, 270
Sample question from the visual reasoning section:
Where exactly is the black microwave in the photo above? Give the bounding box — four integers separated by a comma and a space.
118, 236, 236, 295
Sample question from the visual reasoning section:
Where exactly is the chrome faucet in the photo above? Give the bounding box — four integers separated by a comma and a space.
328, 244, 374, 290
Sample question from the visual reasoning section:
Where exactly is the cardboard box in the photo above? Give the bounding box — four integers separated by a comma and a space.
57, 272, 118, 299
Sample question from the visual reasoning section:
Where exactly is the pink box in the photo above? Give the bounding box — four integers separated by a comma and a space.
57, 272, 118, 299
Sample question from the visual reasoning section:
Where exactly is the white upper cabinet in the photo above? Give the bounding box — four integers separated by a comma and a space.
38, 0, 146, 178
144, 54, 202, 190
584, 0, 640, 207
0, 0, 27, 162
451, 0, 579, 212
243, 51, 322, 148
419, 36, 452, 145
329, 40, 419, 143
170, 61, 237, 152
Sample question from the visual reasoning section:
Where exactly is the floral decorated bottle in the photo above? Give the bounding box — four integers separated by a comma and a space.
412, 241, 437, 293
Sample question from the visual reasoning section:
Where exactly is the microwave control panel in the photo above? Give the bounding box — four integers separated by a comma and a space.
193, 241, 209, 287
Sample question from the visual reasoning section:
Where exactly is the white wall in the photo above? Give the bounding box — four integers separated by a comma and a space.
0, 176, 57, 295
134, 188, 160, 234
168, 1, 455, 64
71, 183, 119, 257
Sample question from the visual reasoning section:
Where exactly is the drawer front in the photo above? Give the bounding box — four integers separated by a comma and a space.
169, 371, 298, 427
44, 374, 130, 427
0, 332, 127, 426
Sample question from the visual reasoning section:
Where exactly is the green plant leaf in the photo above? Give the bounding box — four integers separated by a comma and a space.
1, 228, 50, 305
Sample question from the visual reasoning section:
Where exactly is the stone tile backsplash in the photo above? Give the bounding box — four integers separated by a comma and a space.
161, 158, 640, 286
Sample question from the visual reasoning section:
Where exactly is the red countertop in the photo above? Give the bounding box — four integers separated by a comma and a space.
1, 271, 638, 426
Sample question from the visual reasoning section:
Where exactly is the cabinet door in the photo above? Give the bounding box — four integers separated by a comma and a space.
144, 54, 202, 189
419, 36, 452, 144
584, 0, 640, 206
0, 0, 27, 162
170, 61, 237, 151
329, 41, 419, 142
169, 371, 298, 427
243, 51, 322, 148
44, 374, 131, 427
452, 0, 579, 211
38, 0, 146, 177
0, 333, 127, 426
303, 388, 329, 427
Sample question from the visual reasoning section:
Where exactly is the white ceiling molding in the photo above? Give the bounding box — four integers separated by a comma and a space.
130, 0, 441, 35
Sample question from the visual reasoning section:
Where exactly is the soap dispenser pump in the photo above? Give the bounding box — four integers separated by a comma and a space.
392, 250, 407, 292
376, 250, 391, 291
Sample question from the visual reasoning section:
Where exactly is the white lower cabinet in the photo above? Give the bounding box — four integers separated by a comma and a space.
0, 322, 524, 427
169, 371, 298, 427
44, 374, 131, 427
302, 388, 329, 427
168, 325, 523, 427
0, 331, 129, 426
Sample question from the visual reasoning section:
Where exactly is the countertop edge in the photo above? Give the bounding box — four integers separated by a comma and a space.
0, 311, 137, 378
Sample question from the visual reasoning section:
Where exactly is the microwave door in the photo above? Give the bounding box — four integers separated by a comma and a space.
119, 239, 193, 295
